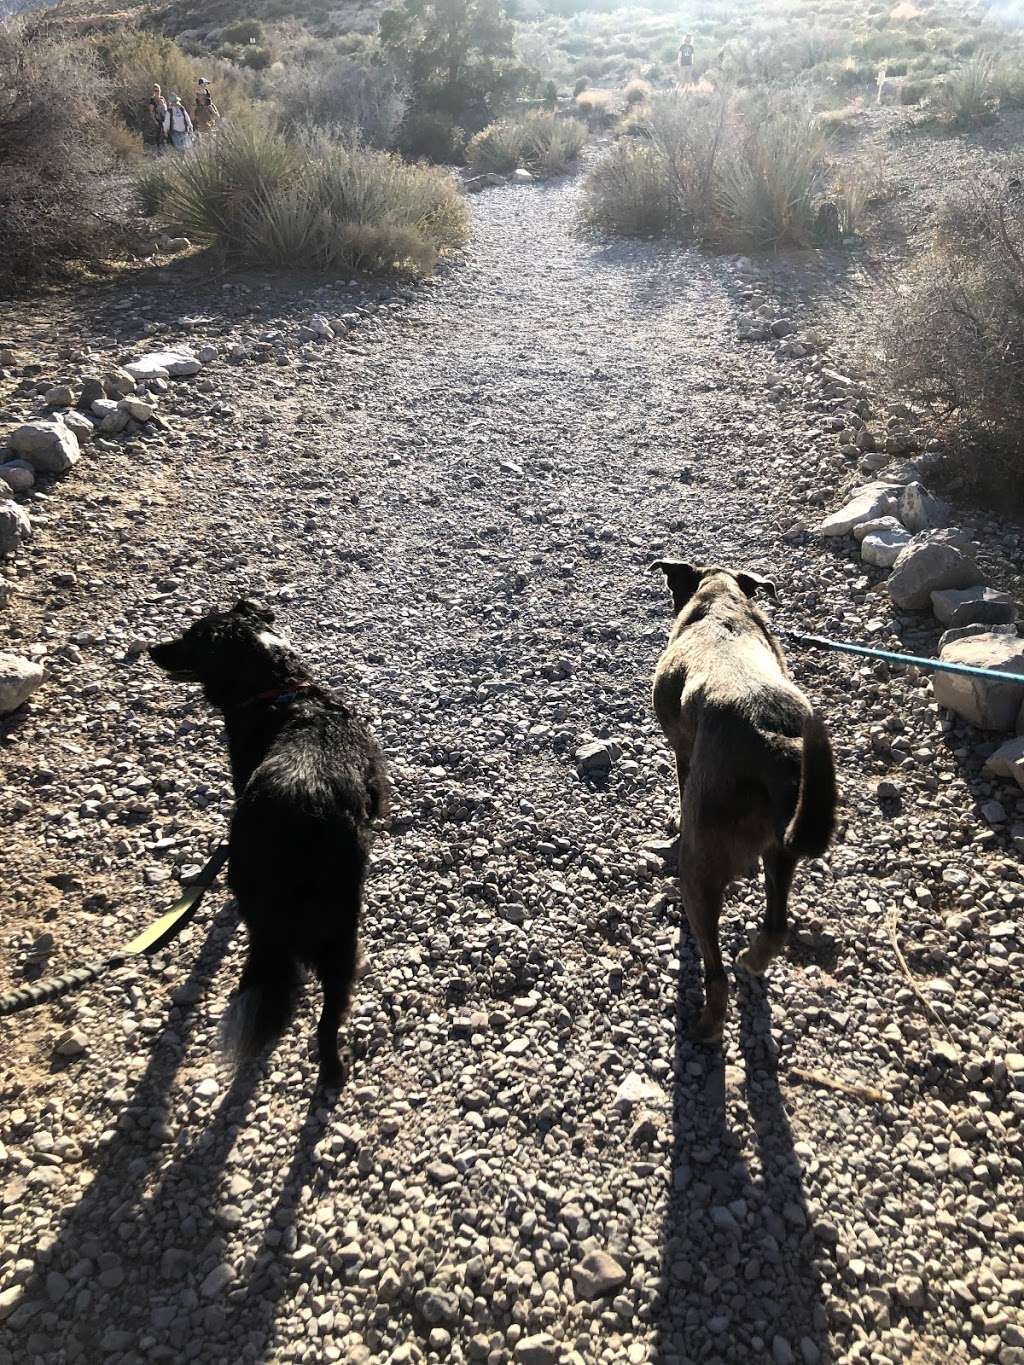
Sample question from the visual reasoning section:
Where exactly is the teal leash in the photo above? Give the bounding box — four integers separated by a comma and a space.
778, 628, 1024, 687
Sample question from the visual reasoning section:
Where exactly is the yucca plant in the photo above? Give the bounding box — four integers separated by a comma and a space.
581, 140, 676, 236
716, 101, 827, 249
934, 52, 999, 126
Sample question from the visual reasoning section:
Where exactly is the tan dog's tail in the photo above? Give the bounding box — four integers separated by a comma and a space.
784, 711, 836, 858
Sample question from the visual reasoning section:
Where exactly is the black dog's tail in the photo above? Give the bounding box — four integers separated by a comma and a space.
784, 710, 837, 859
221, 949, 300, 1062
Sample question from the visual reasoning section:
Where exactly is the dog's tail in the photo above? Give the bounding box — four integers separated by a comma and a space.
784, 710, 837, 859
220, 952, 300, 1063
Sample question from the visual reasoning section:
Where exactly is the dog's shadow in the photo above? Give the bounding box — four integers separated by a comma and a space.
652, 938, 831, 1363
0, 903, 339, 1363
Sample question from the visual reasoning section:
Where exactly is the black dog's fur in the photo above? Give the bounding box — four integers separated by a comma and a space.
149, 600, 387, 1087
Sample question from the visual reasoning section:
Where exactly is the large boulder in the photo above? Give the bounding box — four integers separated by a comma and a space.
853, 515, 903, 543
933, 633, 1024, 731
0, 500, 31, 556
930, 585, 1015, 628
818, 482, 901, 537
8, 421, 80, 474
0, 653, 44, 713
888, 541, 985, 610
125, 349, 201, 380
61, 410, 94, 443
899, 481, 950, 533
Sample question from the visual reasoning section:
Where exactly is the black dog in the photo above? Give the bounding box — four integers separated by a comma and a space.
149, 600, 387, 1087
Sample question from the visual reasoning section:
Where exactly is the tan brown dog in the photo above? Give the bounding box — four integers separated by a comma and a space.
651, 561, 837, 1043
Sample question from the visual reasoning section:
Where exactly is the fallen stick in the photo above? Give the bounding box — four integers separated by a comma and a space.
789, 1067, 890, 1105
885, 904, 957, 1044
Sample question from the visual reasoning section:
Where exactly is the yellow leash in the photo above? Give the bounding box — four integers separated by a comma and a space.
0, 843, 230, 1018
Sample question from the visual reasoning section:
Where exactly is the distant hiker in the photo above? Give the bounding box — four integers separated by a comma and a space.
678, 33, 695, 84
148, 83, 168, 154
193, 78, 220, 138
164, 95, 194, 153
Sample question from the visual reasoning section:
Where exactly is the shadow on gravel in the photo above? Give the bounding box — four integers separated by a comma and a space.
653, 954, 830, 1364
0, 903, 245, 1362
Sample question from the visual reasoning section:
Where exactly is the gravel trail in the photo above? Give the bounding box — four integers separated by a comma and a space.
2, 175, 1023, 1365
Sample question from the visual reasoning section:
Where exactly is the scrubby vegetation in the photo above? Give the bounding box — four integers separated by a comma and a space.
0, 19, 129, 281
137, 120, 469, 275
466, 110, 586, 174
583, 90, 829, 251
881, 170, 1024, 502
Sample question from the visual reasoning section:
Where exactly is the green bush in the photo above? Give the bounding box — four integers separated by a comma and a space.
216, 17, 268, 47
879, 169, 1024, 504
398, 110, 467, 163
573, 75, 589, 96
581, 140, 675, 235
582, 89, 829, 251
466, 110, 586, 174
1, 20, 125, 283
135, 160, 173, 216
933, 52, 998, 126
145, 119, 469, 276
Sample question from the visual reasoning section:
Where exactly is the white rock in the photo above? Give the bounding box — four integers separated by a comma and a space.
934, 633, 1024, 731
119, 397, 157, 422
818, 482, 900, 537
60, 410, 94, 442
572, 1250, 627, 1300
198, 344, 218, 363
0, 653, 44, 713
983, 738, 1024, 790
899, 481, 950, 533
126, 349, 201, 379
8, 421, 80, 474
613, 1071, 665, 1113
513, 168, 535, 184
861, 527, 912, 568
888, 542, 985, 610
853, 515, 903, 543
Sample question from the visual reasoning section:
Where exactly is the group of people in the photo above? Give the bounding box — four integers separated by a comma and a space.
147, 79, 220, 154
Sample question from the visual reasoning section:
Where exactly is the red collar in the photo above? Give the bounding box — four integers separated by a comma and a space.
232, 682, 314, 712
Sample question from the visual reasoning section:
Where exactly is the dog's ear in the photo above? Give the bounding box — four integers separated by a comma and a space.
649, 559, 702, 611
735, 570, 778, 600
233, 599, 276, 626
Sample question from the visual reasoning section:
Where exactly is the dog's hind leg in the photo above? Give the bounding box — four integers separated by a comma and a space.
680, 860, 729, 1044
737, 848, 795, 976
313, 930, 359, 1089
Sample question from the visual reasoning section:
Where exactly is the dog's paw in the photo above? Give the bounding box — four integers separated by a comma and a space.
737, 932, 787, 977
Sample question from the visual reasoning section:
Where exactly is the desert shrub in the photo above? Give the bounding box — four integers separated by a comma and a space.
573, 74, 589, 95
581, 140, 675, 235
398, 109, 467, 162
102, 118, 145, 166
623, 77, 652, 106
380, 0, 534, 138
146, 119, 469, 276
582, 89, 828, 251
933, 52, 998, 126
542, 79, 558, 106
717, 99, 826, 249
275, 57, 407, 147
879, 172, 1024, 501
0, 20, 124, 283
466, 110, 585, 173
900, 77, 930, 104
575, 87, 616, 123
215, 18, 268, 47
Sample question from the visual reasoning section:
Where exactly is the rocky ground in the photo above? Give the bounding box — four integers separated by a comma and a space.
1, 171, 1023, 1365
